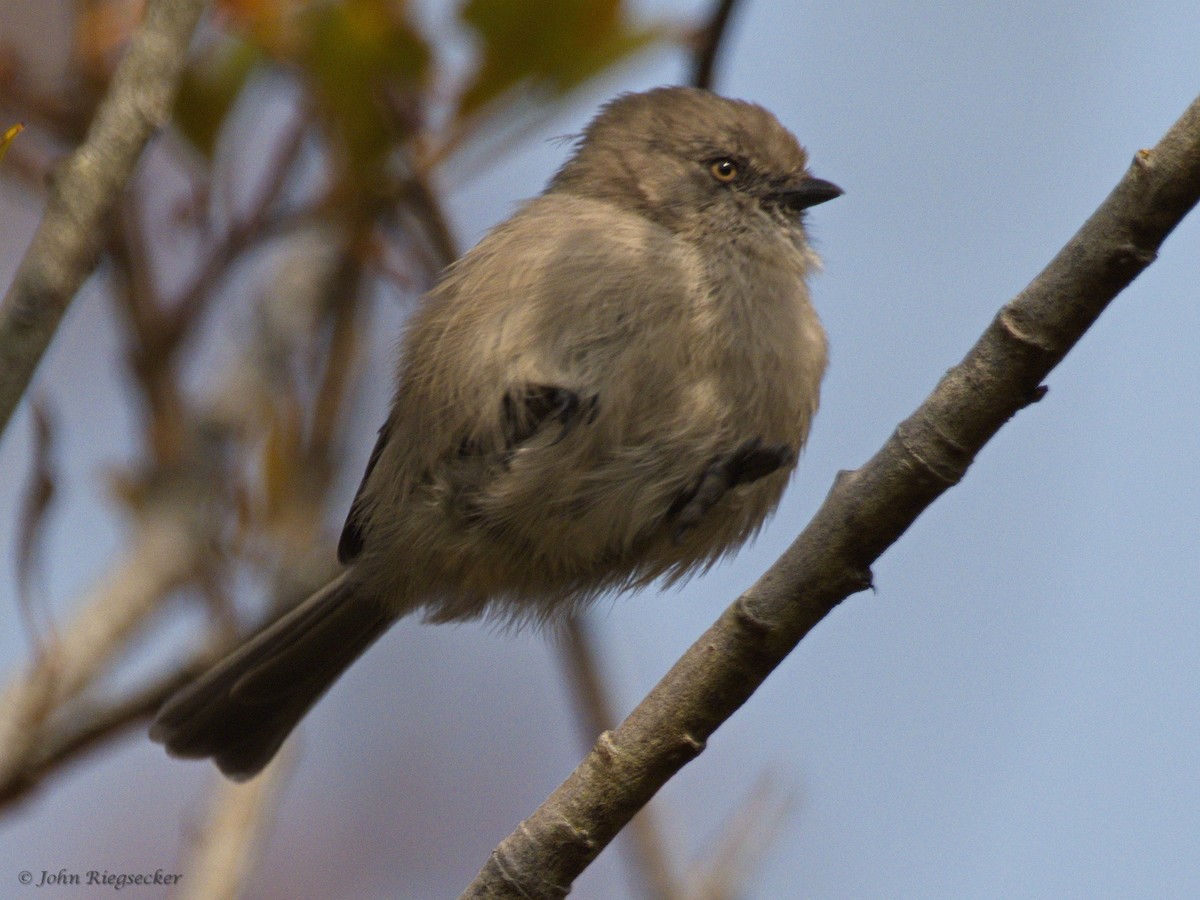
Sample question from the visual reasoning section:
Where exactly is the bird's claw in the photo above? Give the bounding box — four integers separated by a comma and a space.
670, 437, 795, 544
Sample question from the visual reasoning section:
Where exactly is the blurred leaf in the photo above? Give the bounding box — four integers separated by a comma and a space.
216, 0, 314, 57
262, 404, 302, 520
174, 38, 265, 158
0, 122, 24, 162
301, 0, 431, 167
218, 0, 297, 43
74, 0, 144, 78
457, 0, 662, 117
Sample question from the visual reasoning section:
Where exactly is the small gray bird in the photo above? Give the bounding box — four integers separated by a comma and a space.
150, 86, 842, 780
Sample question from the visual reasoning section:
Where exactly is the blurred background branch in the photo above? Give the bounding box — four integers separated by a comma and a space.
0, 0, 207, 436
690, 0, 740, 90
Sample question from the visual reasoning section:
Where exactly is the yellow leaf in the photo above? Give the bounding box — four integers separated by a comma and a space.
0, 123, 24, 162
301, 0, 431, 166
174, 39, 264, 157
457, 0, 664, 118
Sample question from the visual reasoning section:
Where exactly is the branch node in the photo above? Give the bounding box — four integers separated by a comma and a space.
997, 306, 1057, 354
732, 594, 773, 635
492, 835, 555, 899
678, 731, 706, 757
1018, 384, 1050, 409
827, 468, 861, 503
894, 419, 964, 487
1109, 242, 1157, 276
488, 819, 585, 898
851, 566, 875, 593
594, 729, 619, 764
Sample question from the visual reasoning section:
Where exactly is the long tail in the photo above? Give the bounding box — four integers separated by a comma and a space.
150, 571, 394, 781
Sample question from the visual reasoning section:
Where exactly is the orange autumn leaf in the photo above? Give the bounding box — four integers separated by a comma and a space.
74, 0, 145, 77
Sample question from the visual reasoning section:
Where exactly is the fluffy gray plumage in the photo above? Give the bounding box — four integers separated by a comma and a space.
151, 86, 841, 780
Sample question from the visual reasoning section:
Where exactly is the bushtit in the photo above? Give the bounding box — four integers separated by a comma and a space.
151, 86, 842, 780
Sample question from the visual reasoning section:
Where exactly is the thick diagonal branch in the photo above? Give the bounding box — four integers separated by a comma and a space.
462, 93, 1200, 899
0, 0, 207, 439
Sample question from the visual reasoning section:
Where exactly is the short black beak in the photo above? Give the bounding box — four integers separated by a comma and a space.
773, 177, 843, 211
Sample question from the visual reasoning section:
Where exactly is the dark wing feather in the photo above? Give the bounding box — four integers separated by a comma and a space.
338, 418, 393, 564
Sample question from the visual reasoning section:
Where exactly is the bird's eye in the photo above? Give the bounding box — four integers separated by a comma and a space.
709, 159, 738, 183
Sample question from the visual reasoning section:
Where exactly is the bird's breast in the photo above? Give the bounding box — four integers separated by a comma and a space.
688, 260, 828, 451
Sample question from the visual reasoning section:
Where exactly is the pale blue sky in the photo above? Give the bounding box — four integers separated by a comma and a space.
2, 2, 1199, 898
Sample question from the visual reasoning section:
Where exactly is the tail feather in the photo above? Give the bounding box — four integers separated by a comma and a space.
150, 572, 394, 781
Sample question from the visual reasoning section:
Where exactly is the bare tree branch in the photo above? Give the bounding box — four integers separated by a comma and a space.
161, 108, 312, 351
15, 399, 57, 631
691, 0, 742, 91
559, 618, 681, 900
0, 0, 207, 439
177, 760, 288, 900
461, 93, 1200, 900
0, 649, 217, 810
682, 772, 794, 900
0, 499, 210, 804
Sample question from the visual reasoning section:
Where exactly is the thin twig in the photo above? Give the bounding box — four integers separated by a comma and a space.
109, 197, 193, 467
308, 243, 368, 464
460, 93, 1200, 900
0, 502, 210, 809
559, 618, 681, 900
691, 0, 742, 91
162, 108, 312, 349
0, 0, 208, 438
176, 758, 289, 900
15, 399, 57, 635
683, 773, 795, 900
0, 650, 218, 810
